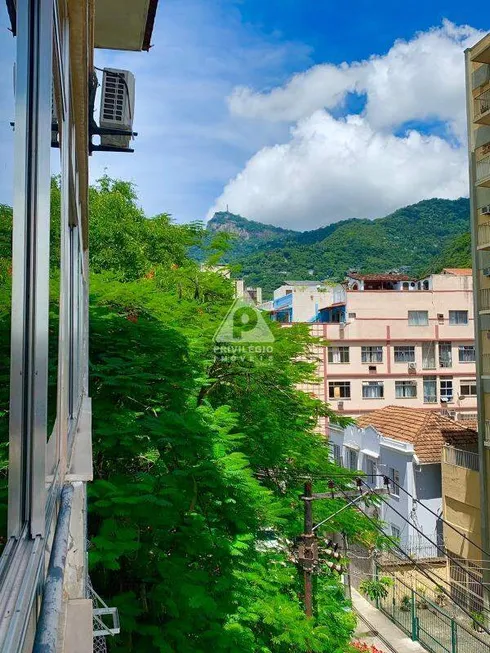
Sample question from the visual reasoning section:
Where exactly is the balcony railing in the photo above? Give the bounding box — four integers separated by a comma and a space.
443, 445, 479, 472
480, 287, 490, 311
476, 154, 490, 186
475, 90, 490, 124
478, 221, 490, 249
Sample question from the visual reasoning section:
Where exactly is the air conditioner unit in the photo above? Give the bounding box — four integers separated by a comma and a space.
99, 68, 135, 149
408, 362, 417, 373
482, 205, 490, 215
337, 401, 344, 411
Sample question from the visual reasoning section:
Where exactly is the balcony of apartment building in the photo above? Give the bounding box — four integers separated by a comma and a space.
442, 445, 481, 561
269, 292, 293, 322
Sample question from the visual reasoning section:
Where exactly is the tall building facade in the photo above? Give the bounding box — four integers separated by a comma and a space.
466, 32, 490, 600
271, 270, 477, 423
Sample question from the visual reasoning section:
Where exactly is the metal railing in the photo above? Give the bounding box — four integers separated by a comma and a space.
479, 222, 490, 249
443, 445, 479, 472
480, 288, 490, 311
476, 154, 490, 185
475, 90, 490, 119
485, 421, 490, 445
375, 570, 490, 653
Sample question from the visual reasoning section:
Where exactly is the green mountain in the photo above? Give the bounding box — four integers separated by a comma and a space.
205, 198, 471, 296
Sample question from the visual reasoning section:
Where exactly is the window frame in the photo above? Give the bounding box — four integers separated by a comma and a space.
423, 376, 437, 403
394, 345, 415, 363
346, 447, 358, 471
328, 381, 351, 399
361, 345, 383, 364
389, 467, 400, 497
408, 310, 429, 326
362, 380, 384, 399
439, 342, 452, 368
328, 345, 350, 364
460, 379, 477, 397
395, 380, 417, 399
440, 377, 454, 401
449, 310, 468, 325
458, 345, 476, 363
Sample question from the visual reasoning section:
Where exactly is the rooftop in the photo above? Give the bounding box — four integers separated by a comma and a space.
357, 406, 478, 464
347, 272, 414, 282
284, 280, 324, 286
441, 268, 472, 276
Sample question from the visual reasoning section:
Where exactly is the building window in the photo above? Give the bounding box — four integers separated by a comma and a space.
460, 380, 477, 397
361, 345, 383, 363
423, 376, 437, 403
391, 524, 401, 540
328, 381, 351, 399
408, 310, 428, 326
458, 345, 475, 363
449, 310, 468, 325
422, 342, 436, 369
389, 467, 400, 497
394, 345, 415, 363
330, 442, 343, 466
328, 346, 349, 364
362, 381, 384, 399
348, 312, 357, 319
366, 458, 377, 485
440, 378, 453, 401
395, 380, 417, 398
439, 342, 452, 368
346, 448, 358, 471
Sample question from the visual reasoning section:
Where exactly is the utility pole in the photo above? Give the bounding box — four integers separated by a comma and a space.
303, 481, 315, 618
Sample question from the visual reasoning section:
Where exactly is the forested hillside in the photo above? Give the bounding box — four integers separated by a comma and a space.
204, 198, 470, 295
0, 179, 385, 653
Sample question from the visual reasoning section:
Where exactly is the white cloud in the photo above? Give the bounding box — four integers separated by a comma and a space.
208, 111, 468, 229
211, 21, 486, 228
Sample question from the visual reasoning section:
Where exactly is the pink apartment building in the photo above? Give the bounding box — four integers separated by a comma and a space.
270, 269, 477, 421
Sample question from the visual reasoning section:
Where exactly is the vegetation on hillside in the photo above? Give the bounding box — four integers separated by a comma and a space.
0, 179, 386, 652
203, 199, 470, 296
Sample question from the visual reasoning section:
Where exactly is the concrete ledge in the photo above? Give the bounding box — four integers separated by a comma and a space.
67, 397, 93, 482
62, 599, 93, 653
352, 589, 427, 652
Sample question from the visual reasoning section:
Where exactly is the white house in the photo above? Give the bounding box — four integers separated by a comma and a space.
328, 406, 477, 558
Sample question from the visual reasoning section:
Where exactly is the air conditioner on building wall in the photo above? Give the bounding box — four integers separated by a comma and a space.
100, 68, 135, 149
408, 362, 417, 373
482, 205, 490, 215
337, 401, 344, 411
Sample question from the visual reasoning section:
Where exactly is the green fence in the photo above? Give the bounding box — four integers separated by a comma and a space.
375, 572, 490, 653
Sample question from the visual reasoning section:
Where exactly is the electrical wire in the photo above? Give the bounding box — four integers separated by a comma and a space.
334, 484, 490, 634
355, 476, 490, 589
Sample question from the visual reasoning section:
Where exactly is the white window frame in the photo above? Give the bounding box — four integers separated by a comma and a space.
440, 377, 454, 401
346, 447, 358, 471
439, 342, 452, 368
391, 524, 401, 540
395, 380, 417, 398
458, 345, 475, 363
361, 345, 383, 364
366, 458, 377, 485
460, 379, 477, 397
394, 345, 415, 363
362, 381, 384, 399
408, 310, 428, 326
328, 346, 350, 364
423, 376, 437, 403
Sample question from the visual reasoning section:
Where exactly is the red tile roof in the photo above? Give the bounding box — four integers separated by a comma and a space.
442, 268, 472, 276
347, 273, 414, 282
356, 406, 477, 463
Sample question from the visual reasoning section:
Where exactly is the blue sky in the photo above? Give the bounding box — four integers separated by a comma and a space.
0, 1, 488, 229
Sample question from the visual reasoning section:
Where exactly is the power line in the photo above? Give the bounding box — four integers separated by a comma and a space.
334, 484, 490, 634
